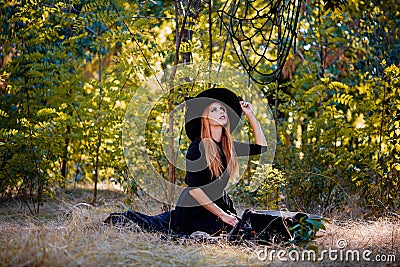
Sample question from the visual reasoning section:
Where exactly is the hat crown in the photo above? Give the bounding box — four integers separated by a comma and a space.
185, 88, 242, 141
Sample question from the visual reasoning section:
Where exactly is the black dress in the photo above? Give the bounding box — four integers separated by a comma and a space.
171, 137, 267, 236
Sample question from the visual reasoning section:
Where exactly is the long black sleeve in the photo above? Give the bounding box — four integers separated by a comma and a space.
234, 141, 268, 157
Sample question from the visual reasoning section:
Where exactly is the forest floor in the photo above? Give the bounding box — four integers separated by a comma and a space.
0, 184, 398, 267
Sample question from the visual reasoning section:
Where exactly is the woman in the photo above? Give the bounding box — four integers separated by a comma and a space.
171, 88, 268, 236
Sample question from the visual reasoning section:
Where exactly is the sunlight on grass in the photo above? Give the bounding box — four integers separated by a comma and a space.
0, 187, 398, 266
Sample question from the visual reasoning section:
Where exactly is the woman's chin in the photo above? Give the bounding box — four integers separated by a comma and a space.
210, 120, 227, 127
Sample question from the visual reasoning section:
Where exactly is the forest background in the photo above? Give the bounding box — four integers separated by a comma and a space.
0, 0, 399, 219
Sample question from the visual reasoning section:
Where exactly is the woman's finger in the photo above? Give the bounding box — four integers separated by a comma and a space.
240, 101, 250, 109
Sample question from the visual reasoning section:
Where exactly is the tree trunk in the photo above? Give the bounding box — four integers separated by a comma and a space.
93, 44, 103, 206
165, 0, 202, 211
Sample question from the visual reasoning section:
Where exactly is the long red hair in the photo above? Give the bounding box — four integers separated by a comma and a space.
200, 104, 239, 179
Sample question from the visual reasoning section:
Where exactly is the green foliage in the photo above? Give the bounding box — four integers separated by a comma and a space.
289, 217, 327, 249
268, 1, 399, 216
273, 64, 400, 214
0, 1, 86, 211
253, 0, 399, 216
0, 0, 138, 209
234, 163, 286, 209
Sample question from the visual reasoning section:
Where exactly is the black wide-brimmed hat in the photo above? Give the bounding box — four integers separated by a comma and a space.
185, 88, 243, 141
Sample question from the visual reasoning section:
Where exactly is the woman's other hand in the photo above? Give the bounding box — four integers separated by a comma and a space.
219, 212, 239, 227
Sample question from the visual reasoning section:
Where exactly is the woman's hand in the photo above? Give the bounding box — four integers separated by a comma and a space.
240, 101, 255, 118
189, 188, 239, 227
239, 100, 267, 146
219, 212, 239, 227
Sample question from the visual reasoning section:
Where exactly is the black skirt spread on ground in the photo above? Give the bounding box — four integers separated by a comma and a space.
104, 209, 323, 244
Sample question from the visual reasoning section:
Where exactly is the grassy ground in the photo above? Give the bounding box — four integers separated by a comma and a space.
0, 186, 398, 267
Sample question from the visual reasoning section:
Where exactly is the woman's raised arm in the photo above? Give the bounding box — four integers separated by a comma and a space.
240, 101, 267, 146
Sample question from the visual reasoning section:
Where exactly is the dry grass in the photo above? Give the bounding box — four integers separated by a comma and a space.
0, 186, 398, 267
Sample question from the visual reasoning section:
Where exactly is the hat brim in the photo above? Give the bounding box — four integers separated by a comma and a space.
185, 88, 242, 141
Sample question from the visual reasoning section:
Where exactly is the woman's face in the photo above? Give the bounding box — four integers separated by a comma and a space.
206, 102, 228, 127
